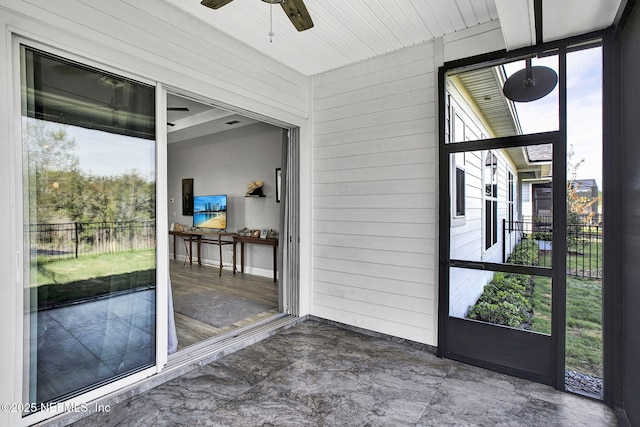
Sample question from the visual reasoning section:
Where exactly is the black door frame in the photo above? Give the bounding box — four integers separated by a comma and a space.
437, 32, 606, 391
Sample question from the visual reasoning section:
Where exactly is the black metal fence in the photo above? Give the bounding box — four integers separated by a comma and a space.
29, 221, 156, 260
503, 216, 603, 279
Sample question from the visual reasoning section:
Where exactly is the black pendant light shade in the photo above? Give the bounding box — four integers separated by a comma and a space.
503, 59, 558, 102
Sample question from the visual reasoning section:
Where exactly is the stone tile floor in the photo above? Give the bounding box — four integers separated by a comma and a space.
70, 320, 618, 426
37, 290, 155, 404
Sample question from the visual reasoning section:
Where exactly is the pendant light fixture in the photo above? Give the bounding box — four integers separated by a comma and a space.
503, 58, 558, 102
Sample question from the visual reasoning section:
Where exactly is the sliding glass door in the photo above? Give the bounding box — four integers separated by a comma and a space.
21, 47, 157, 408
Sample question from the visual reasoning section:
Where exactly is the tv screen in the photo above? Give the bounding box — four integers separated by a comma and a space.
193, 194, 227, 230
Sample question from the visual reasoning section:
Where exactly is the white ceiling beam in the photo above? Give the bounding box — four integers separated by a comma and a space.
494, 0, 535, 51
168, 108, 236, 133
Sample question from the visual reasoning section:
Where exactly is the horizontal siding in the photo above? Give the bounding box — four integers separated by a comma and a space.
312, 42, 437, 345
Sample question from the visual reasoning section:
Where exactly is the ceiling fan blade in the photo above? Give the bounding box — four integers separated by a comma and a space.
280, 0, 313, 32
167, 107, 189, 111
201, 0, 234, 10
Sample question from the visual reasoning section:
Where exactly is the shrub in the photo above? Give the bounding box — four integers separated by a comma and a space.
465, 250, 536, 328
477, 287, 531, 318
467, 301, 523, 328
507, 238, 539, 266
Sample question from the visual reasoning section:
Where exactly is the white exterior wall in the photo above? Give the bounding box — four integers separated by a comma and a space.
446, 63, 521, 317
0, 1, 310, 425
449, 147, 518, 317
311, 42, 438, 344
309, 21, 505, 346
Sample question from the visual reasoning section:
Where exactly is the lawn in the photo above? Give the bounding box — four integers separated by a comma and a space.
32, 250, 156, 308
34, 249, 156, 285
530, 275, 603, 378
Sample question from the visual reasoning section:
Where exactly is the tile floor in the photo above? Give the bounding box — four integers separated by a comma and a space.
35, 290, 156, 403
68, 320, 618, 426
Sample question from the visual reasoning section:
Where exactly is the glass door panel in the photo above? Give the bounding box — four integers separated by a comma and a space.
444, 136, 558, 385
450, 268, 552, 335
449, 144, 553, 266
21, 47, 156, 408
564, 45, 603, 397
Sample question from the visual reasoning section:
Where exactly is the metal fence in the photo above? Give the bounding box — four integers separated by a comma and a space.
503, 216, 603, 279
29, 221, 156, 260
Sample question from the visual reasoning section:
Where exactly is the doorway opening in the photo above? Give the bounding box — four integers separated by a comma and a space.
165, 92, 296, 352
439, 39, 604, 398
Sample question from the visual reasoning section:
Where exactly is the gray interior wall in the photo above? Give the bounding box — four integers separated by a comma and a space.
620, 2, 640, 424
168, 122, 282, 275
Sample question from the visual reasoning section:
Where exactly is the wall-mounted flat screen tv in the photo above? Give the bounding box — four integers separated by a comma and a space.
193, 194, 227, 230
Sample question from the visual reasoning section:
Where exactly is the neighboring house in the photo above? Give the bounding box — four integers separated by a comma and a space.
572, 178, 600, 219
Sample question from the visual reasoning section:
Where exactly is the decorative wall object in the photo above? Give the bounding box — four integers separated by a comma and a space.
182, 178, 193, 216
245, 180, 265, 197
275, 168, 282, 203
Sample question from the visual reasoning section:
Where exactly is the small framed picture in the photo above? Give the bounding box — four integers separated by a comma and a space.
275, 168, 282, 203
251, 229, 261, 238
260, 228, 268, 239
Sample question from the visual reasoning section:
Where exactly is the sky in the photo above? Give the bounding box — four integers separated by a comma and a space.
503, 46, 603, 189
67, 125, 155, 180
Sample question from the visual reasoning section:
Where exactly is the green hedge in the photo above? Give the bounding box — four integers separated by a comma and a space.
467, 272, 532, 327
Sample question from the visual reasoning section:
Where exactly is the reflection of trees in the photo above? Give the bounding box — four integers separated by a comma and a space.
24, 119, 155, 226
24, 118, 80, 223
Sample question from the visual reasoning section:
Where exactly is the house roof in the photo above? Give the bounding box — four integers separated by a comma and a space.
165, 0, 625, 76
454, 66, 521, 138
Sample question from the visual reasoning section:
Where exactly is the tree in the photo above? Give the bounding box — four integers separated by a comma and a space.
566, 145, 600, 252
23, 118, 81, 223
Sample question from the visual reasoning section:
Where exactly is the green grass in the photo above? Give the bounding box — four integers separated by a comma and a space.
539, 241, 603, 278
566, 276, 603, 377
529, 275, 603, 378
530, 275, 552, 334
35, 249, 155, 286
31, 250, 156, 309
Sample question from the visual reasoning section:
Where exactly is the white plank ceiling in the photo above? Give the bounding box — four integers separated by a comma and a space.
165, 0, 623, 76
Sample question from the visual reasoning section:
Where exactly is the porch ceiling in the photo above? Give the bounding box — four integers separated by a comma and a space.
164, 0, 625, 76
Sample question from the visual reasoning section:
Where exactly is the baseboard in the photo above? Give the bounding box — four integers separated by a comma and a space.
169, 254, 275, 280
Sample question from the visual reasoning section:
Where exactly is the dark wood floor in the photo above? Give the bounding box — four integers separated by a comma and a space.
169, 260, 279, 350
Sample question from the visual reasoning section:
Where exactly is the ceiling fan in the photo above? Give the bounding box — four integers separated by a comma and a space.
200, 0, 314, 32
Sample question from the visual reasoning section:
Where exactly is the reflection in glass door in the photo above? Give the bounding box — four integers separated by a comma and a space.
21, 47, 157, 408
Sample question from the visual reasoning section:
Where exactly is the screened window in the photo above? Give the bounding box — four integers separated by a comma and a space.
484, 151, 498, 250
455, 167, 466, 217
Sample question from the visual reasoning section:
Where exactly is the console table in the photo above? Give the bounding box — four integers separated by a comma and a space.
169, 230, 236, 276
233, 236, 278, 282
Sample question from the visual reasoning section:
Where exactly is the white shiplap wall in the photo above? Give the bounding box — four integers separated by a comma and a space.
312, 42, 437, 345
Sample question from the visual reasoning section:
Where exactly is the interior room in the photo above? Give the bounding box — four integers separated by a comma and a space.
166, 93, 284, 350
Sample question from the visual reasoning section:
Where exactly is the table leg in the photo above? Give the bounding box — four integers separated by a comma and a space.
233, 241, 237, 274
273, 244, 277, 283
218, 237, 223, 277
197, 237, 202, 265
241, 242, 245, 273
188, 238, 193, 266
173, 235, 176, 260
